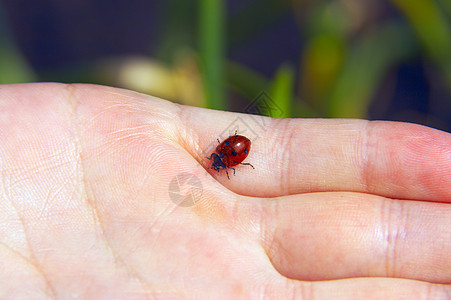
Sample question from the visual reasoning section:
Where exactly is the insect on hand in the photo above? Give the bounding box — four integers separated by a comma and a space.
206, 131, 255, 179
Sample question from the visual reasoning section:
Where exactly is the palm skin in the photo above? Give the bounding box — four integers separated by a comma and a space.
0, 83, 450, 299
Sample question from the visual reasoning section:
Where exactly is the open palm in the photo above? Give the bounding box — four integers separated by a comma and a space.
0, 83, 450, 299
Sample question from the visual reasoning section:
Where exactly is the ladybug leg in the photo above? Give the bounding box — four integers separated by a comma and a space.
217, 138, 221, 144
225, 168, 230, 179
227, 166, 236, 175
240, 162, 255, 169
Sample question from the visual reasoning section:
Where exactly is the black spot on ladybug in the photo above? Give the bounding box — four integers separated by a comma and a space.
233, 161, 238, 164
244, 148, 248, 155
224, 141, 230, 145
231, 150, 237, 156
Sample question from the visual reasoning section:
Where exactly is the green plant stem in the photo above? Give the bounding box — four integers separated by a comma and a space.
199, 0, 226, 110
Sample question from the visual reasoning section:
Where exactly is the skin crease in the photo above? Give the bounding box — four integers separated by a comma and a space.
0, 83, 450, 299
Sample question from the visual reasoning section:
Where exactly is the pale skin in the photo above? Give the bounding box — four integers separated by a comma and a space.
0, 83, 450, 299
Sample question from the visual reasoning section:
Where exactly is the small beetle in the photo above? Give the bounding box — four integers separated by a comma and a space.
207, 131, 254, 179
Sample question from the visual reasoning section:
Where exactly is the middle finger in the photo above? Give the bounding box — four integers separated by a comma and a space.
249, 193, 451, 283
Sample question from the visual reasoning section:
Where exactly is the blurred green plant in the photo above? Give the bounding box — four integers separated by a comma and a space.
195, 0, 451, 120
328, 21, 418, 117
1, 0, 451, 125
0, 3, 35, 83
390, 0, 451, 92
199, 0, 226, 110
269, 64, 294, 118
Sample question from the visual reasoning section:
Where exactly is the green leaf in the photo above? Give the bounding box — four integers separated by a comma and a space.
269, 64, 294, 118
328, 21, 417, 118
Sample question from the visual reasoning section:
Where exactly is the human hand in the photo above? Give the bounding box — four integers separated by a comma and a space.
0, 83, 450, 299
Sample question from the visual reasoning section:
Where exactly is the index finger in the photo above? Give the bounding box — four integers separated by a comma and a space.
182, 107, 451, 202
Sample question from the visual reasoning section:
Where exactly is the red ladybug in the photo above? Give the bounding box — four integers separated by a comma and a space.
207, 131, 255, 179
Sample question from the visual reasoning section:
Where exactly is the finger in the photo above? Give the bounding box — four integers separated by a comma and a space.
8, 83, 448, 204
254, 192, 451, 283
273, 277, 450, 300
182, 107, 451, 201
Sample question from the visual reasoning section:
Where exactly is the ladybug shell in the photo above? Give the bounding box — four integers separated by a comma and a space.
216, 135, 251, 167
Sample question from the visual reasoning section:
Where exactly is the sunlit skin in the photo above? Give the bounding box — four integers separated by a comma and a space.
0, 83, 450, 299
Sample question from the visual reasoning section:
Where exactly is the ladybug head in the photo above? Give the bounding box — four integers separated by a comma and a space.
210, 152, 226, 172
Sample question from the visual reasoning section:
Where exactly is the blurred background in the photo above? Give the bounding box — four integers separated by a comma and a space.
1, 0, 451, 132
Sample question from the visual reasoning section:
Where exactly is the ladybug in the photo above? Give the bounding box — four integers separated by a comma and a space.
207, 131, 255, 179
